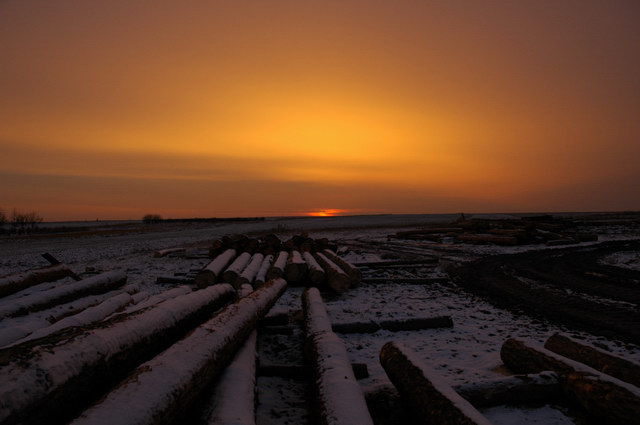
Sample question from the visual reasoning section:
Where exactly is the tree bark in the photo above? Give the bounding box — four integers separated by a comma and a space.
266, 251, 288, 280
235, 253, 264, 288
323, 249, 361, 285
253, 254, 273, 287
284, 251, 308, 284
314, 253, 351, 294
0, 264, 77, 298
303, 252, 326, 285
196, 249, 236, 288
222, 252, 252, 286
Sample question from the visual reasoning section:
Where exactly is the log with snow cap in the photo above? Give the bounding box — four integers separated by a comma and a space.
0, 263, 77, 298
313, 253, 351, 294
322, 249, 361, 285
380, 341, 494, 425
0, 284, 235, 425
222, 252, 252, 286
0, 270, 127, 318
302, 288, 374, 425
284, 250, 308, 284
195, 249, 236, 288
235, 253, 264, 288
501, 338, 640, 425
266, 251, 288, 280
303, 252, 325, 285
69, 279, 286, 425
253, 254, 273, 287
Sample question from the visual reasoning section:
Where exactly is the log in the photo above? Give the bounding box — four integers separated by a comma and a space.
195, 249, 236, 288
302, 252, 325, 285
120, 286, 192, 314
253, 254, 273, 287
0, 264, 77, 298
284, 250, 308, 284
331, 316, 453, 334
221, 252, 252, 286
0, 284, 236, 425
155, 276, 194, 285
323, 249, 361, 285
302, 288, 374, 425
153, 248, 186, 258
500, 338, 640, 425
453, 372, 561, 408
69, 279, 286, 425
266, 251, 288, 280
544, 333, 640, 388
0, 271, 127, 318
379, 341, 493, 425
456, 234, 518, 246
314, 253, 351, 294
235, 253, 264, 288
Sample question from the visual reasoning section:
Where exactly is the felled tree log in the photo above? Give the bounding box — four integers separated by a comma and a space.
501, 338, 640, 425
456, 234, 518, 246
284, 251, 308, 284
323, 249, 361, 285
303, 288, 374, 425
0, 264, 77, 298
0, 284, 236, 425
332, 316, 453, 334
222, 252, 252, 285
69, 279, 286, 425
314, 253, 351, 294
253, 254, 274, 287
303, 252, 325, 285
453, 372, 561, 408
152, 248, 186, 258
235, 253, 264, 288
380, 342, 493, 425
196, 249, 236, 288
266, 251, 288, 280
0, 271, 127, 318
544, 333, 640, 388
121, 286, 192, 314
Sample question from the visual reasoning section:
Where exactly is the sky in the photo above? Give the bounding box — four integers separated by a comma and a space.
1, 1, 639, 221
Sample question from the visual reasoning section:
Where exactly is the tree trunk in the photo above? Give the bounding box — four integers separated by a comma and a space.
284, 251, 308, 284
303, 252, 326, 286
380, 341, 493, 425
303, 288, 374, 425
235, 253, 264, 288
0, 264, 77, 298
196, 249, 236, 288
266, 251, 288, 280
222, 252, 252, 286
313, 253, 351, 294
253, 254, 273, 287
152, 248, 185, 258
323, 249, 361, 285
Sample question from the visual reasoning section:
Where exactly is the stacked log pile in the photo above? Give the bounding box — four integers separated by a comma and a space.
391, 215, 599, 246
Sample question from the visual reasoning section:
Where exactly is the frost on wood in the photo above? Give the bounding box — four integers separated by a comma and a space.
314, 253, 351, 294
222, 252, 252, 286
236, 253, 264, 288
196, 249, 236, 288
0, 284, 235, 425
0, 270, 127, 318
380, 341, 493, 425
284, 250, 308, 284
0, 264, 76, 298
303, 252, 325, 285
323, 249, 362, 285
69, 279, 286, 425
267, 251, 288, 280
254, 254, 273, 287
152, 248, 185, 258
303, 288, 373, 425
121, 286, 192, 315
501, 338, 640, 425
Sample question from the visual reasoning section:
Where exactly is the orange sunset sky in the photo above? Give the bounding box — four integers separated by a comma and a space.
1, 1, 639, 221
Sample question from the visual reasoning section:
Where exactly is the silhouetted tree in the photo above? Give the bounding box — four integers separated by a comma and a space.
143, 214, 163, 224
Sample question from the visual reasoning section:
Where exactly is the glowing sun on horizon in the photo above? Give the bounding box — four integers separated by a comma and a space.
307, 209, 348, 217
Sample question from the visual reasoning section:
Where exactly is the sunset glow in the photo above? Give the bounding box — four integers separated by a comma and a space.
1, 1, 639, 220
307, 210, 350, 218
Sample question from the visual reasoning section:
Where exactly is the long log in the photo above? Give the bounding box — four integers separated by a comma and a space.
266, 251, 288, 280
0, 284, 236, 425
152, 248, 186, 258
235, 253, 264, 288
0, 271, 127, 318
284, 250, 308, 284
0, 264, 77, 298
379, 341, 493, 425
120, 286, 192, 315
195, 249, 236, 288
253, 254, 273, 287
500, 338, 640, 425
314, 253, 351, 294
323, 249, 361, 285
69, 279, 286, 425
302, 288, 374, 425
222, 252, 252, 286
303, 252, 326, 285
453, 372, 561, 408
544, 333, 640, 388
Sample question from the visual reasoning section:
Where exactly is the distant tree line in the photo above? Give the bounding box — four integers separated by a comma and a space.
0, 207, 44, 234
142, 214, 163, 224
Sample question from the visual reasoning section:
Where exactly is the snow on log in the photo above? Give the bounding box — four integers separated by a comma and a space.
284, 250, 308, 284
254, 254, 273, 287
331, 316, 453, 334
314, 253, 351, 294
152, 248, 186, 258
0, 284, 235, 425
236, 253, 264, 288
501, 338, 640, 425
120, 286, 192, 315
303, 252, 325, 285
12, 293, 134, 346
266, 251, 288, 280
0, 271, 127, 319
323, 249, 361, 285
0, 264, 77, 298
195, 249, 236, 288
302, 288, 374, 425
69, 279, 286, 425
380, 341, 493, 425
222, 252, 252, 286
545, 333, 640, 388
453, 372, 561, 408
